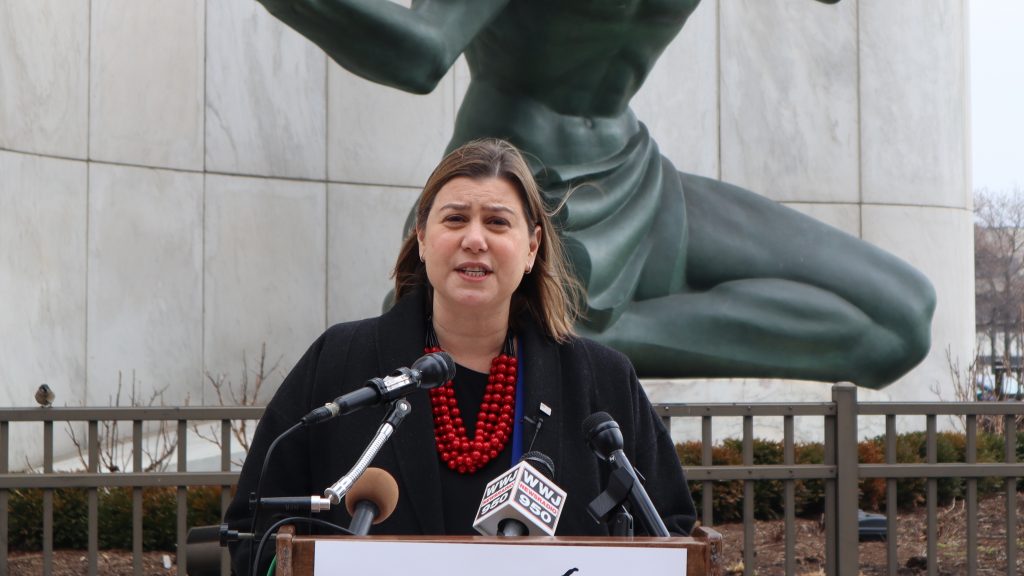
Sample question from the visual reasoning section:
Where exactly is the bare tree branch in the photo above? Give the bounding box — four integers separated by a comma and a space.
193, 343, 279, 467
974, 186, 1024, 399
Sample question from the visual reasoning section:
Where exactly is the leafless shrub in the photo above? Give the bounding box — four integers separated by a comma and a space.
939, 346, 1024, 435
936, 347, 979, 433
192, 343, 279, 467
974, 186, 1024, 399
64, 371, 179, 473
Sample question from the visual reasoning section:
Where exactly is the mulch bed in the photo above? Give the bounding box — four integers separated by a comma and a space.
711, 491, 1024, 575
6, 550, 177, 575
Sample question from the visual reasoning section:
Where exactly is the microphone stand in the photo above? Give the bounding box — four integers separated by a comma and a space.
323, 398, 412, 504
247, 398, 411, 575
583, 413, 670, 537
587, 466, 637, 537
609, 506, 634, 537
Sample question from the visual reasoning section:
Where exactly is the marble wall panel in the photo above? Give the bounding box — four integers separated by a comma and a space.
90, 0, 204, 170
204, 175, 326, 398
860, 0, 969, 208
86, 165, 203, 405
720, 0, 858, 203
0, 151, 87, 405
782, 202, 861, 238
632, 0, 719, 180
0, 0, 88, 158
861, 204, 974, 402
327, 62, 456, 187
206, 0, 326, 180
453, 56, 470, 114
0, 152, 86, 466
327, 183, 420, 324
642, 378, 893, 445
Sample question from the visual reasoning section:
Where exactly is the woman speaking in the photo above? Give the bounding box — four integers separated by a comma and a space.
225, 139, 697, 574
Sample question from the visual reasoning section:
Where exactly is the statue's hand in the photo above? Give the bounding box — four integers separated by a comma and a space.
249, 0, 510, 95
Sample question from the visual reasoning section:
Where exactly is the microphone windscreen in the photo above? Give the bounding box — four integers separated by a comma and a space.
413, 351, 456, 388
519, 451, 555, 479
583, 411, 623, 459
582, 411, 614, 437
344, 467, 399, 524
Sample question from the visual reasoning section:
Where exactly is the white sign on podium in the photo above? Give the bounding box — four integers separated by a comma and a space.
313, 539, 686, 575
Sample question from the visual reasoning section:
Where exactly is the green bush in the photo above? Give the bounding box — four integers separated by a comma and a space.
99, 487, 133, 549
794, 441, 826, 517
7, 486, 224, 551
936, 432, 966, 504
54, 488, 89, 548
8, 488, 44, 549
977, 431, 1010, 494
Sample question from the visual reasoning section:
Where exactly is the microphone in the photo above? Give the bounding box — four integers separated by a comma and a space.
256, 495, 332, 514
583, 412, 670, 537
473, 451, 566, 537
301, 352, 455, 425
344, 467, 400, 536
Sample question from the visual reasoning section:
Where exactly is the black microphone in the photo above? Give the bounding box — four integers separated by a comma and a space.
344, 467, 400, 536
301, 352, 455, 425
473, 451, 566, 536
583, 412, 670, 537
256, 495, 331, 514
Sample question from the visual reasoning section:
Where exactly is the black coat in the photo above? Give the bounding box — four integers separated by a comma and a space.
226, 289, 696, 574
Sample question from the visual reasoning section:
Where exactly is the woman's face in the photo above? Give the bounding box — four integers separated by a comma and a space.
418, 176, 540, 320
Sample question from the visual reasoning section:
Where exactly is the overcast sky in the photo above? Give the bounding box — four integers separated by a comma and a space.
971, 1, 1024, 192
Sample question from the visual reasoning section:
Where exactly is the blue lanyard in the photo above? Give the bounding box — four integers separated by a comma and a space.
510, 339, 526, 463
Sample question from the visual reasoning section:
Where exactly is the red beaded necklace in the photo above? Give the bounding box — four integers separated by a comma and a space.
426, 328, 517, 474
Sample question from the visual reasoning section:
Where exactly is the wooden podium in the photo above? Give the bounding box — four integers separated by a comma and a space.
274, 526, 722, 576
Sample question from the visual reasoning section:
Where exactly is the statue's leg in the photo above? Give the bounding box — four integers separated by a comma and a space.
587, 173, 935, 389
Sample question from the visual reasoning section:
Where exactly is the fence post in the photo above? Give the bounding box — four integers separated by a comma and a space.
832, 383, 858, 576
221, 420, 233, 576
1, 421, 8, 576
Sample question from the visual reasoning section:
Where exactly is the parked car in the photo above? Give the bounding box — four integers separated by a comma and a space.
858, 510, 887, 541
975, 372, 1023, 400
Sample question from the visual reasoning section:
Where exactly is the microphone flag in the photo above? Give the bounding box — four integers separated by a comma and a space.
472, 460, 566, 536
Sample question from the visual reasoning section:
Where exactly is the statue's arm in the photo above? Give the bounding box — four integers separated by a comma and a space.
257, 0, 510, 93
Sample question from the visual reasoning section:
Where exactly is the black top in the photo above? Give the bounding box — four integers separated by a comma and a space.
225, 286, 696, 575
439, 365, 513, 534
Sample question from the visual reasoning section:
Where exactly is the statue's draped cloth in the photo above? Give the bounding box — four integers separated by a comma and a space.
537, 123, 688, 331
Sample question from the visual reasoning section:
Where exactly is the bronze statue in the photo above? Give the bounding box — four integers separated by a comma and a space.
255, 0, 934, 389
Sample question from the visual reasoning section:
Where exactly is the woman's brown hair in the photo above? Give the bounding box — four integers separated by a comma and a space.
393, 139, 582, 342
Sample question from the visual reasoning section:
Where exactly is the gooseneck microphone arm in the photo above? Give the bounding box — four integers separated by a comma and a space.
247, 353, 452, 572
323, 399, 412, 504
583, 412, 670, 537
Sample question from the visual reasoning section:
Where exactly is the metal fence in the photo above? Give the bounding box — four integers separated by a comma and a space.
0, 406, 263, 576
659, 383, 1024, 575
1, 384, 1022, 576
